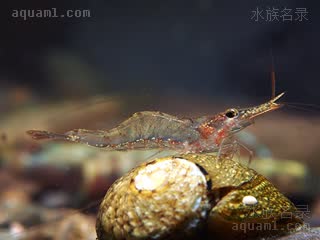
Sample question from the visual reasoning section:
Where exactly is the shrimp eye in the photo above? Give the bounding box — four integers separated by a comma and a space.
225, 108, 239, 118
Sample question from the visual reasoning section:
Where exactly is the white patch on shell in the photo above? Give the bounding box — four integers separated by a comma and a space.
242, 195, 258, 206
134, 157, 206, 192
134, 168, 168, 190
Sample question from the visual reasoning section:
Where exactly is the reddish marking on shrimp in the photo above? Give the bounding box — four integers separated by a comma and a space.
27, 93, 284, 155
168, 139, 181, 146
215, 129, 226, 146
198, 124, 215, 139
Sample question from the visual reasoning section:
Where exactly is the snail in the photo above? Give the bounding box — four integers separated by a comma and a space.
96, 154, 303, 240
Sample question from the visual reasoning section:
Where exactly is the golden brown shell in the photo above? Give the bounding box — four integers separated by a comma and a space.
96, 154, 303, 240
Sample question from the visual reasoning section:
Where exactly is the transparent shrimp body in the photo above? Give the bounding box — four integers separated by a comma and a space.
27, 93, 284, 155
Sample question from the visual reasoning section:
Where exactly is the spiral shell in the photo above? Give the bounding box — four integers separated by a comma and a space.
96, 154, 303, 240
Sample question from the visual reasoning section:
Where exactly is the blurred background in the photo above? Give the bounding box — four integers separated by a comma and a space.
0, 0, 319, 239
1, 0, 319, 103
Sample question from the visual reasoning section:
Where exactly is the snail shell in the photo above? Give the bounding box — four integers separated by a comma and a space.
96, 154, 303, 240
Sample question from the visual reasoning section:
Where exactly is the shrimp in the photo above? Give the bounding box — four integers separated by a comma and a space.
27, 93, 284, 155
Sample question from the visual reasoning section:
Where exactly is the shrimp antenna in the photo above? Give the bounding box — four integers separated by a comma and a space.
270, 48, 276, 99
